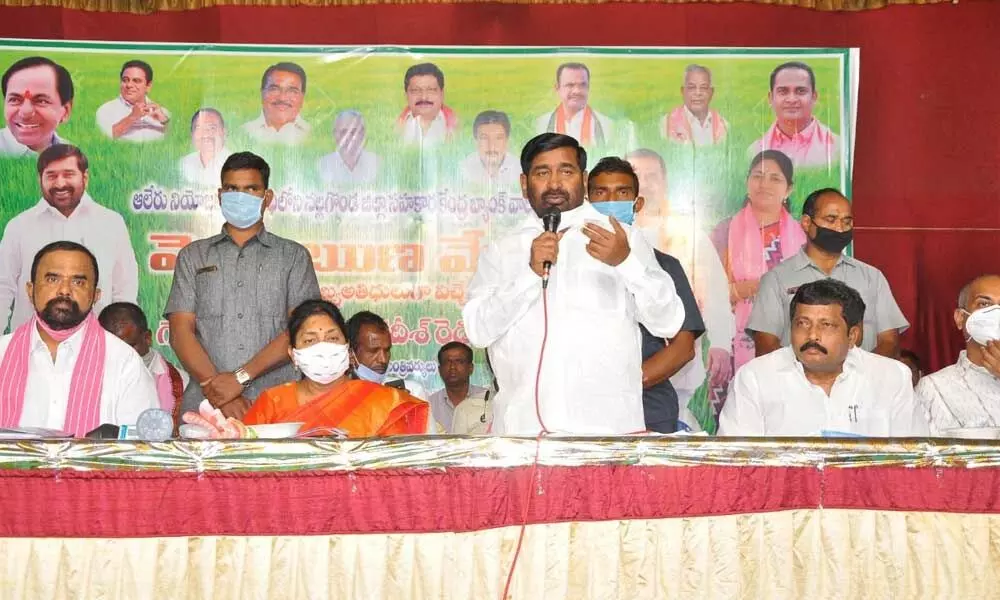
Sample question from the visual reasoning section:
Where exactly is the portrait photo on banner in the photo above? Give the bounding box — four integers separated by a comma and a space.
0, 41, 857, 426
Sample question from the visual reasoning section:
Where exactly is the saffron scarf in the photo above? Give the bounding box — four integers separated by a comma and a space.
396, 105, 459, 136
0, 311, 106, 435
548, 104, 605, 146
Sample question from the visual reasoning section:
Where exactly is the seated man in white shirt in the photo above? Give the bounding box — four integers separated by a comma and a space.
459, 110, 521, 192
95, 60, 169, 142
719, 279, 928, 437
428, 341, 487, 433
179, 108, 230, 187
241, 62, 311, 145
317, 110, 378, 187
0, 241, 158, 435
0, 56, 74, 157
99, 301, 189, 415
916, 274, 1000, 435
0, 143, 140, 333
345, 310, 427, 400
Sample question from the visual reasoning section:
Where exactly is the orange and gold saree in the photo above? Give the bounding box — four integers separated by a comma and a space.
244, 380, 430, 437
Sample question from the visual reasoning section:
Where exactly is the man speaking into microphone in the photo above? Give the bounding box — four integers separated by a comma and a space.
462, 134, 685, 435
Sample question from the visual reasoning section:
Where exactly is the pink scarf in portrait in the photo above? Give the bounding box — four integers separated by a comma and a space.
0, 311, 106, 435
727, 203, 806, 365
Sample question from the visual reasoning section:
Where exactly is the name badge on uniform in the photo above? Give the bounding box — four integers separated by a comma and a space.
196, 265, 218, 275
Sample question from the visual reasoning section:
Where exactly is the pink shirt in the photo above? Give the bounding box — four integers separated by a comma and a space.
749, 118, 840, 168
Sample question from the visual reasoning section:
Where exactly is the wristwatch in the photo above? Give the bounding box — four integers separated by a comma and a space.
234, 367, 252, 387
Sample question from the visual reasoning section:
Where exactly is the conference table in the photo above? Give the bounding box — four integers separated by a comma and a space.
1, 435, 998, 599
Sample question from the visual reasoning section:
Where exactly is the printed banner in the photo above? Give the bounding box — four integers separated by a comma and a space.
0, 41, 856, 427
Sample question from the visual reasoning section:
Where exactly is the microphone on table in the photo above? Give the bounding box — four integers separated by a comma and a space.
541, 209, 561, 289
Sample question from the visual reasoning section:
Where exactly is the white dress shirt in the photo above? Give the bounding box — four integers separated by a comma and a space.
463, 202, 685, 435
241, 113, 311, 145
179, 149, 231, 187
0, 194, 139, 332
0, 324, 158, 430
400, 111, 448, 147
719, 346, 929, 437
428, 384, 488, 432
451, 394, 492, 435
534, 107, 614, 146
317, 150, 378, 186
916, 350, 1000, 435
95, 96, 169, 142
459, 152, 521, 191
0, 128, 67, 157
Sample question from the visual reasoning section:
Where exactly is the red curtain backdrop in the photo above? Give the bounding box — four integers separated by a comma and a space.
0, 1, 997, 374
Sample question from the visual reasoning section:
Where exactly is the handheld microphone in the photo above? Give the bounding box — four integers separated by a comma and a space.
541, 209, 561, 289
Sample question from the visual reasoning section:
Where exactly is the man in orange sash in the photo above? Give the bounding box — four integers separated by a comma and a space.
662, 64, 729, 146
535, 62, 612, 148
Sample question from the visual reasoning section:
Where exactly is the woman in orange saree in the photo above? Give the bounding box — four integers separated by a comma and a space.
243, 299, 429, 437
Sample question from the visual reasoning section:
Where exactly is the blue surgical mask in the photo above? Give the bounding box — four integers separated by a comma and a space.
355, 362, 386, 384
591, 201, 635, 225
220, 191, 264, 229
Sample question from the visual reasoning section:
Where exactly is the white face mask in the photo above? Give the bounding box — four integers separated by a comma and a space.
292, 342, 351, 385
963, 305, 1000, 346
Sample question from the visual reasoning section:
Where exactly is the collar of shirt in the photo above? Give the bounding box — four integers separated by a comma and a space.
0, 127, 64, 157
208, 225, 275, 248
29, 319, 86, 360
766, 118, 833, 146
958, 350, 1000, 382
34, 192, 96, 220
683, 105, 713, 128
117, 94, 150, 109
146, 349, 170, 377
516, 200, 600, 234
789, 247, 857, 273
250, 112, 310, 134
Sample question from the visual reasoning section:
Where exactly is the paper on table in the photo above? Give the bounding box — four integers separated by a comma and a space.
0, 427, 72, 439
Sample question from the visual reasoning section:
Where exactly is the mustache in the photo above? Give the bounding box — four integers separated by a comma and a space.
415, 100, 434, 106
542, 190, 569, 202
271, 101, 293, 108
799, 341, 828, 354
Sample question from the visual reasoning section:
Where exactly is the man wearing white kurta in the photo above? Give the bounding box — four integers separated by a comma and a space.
463, 133, 685, 435
318, 110, 378, 187
240, 62, 311, 146
719, 279, 928, 437
0, 144, 138, 333
0, 242, 157, 433
95, 60, 169, 142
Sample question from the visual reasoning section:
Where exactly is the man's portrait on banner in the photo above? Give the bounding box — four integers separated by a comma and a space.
535, 62, 613, 148
95, 59, 170, 142
179, 108, 230, 187
241, 61, 311, 146
318, 110, 379, 187
397, 62, 458, 148
459, 110, 520, 191
0, 56, 73, 158
662, 64, 729, 146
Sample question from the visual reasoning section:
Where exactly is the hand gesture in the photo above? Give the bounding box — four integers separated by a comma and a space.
203, 372, 243, 407
982, 341, 1000, 379
583, 216, 631, 267
529, 230, 566, 278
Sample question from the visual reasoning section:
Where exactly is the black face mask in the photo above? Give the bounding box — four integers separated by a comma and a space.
811, 224, 853, 254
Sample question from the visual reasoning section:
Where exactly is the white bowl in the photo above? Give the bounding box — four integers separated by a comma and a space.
941, 427, 1000, 440
248, 422, 305, 439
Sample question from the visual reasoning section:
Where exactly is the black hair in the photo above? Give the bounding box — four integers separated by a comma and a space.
36, 143, 88, 176
190, 107, 225, 133
345, 310, 390, 351
403, 63, 444, 90
555, 62, 590, 84
437, 341, 473, 364
261, 62, 307, 93
802, 187, 846, 218
120, 60, 153, 84
221, 151, 270, 188
1, 56, 74, 105
520, 133, 587, 175
30, 240, 99, 286
587, 156, 639, 196
472, 110, 510, 138
288, 300, 348, 347
789, 279, 866, 329
747, 149, 794, 185
98, 302, 149, 333
769, 61, 816, 92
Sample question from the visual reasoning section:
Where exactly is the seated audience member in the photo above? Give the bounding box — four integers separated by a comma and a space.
451, 351, 496, 435
587, 156, 706, 433
99, 302, 189, 415
244, 300, 430, 437
749, 188, 908, 359
719, 279, 928, 437
318, 110, 378, 186
346, 310, 427, 400
0, 242, 157, 434
916, 275, 1000, 434
898, 349, 922, 388
428, 341, 487, 432
96, 60, 169, 142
